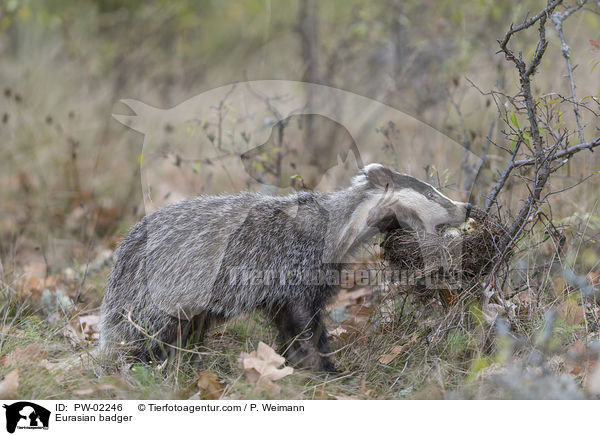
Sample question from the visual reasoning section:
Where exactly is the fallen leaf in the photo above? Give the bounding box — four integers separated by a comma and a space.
587, 270, 600, 287
0, 344, 46, 368
196, 370, 223, 400
566, 341, 597, 378
335, 320, 369, 345
379, 345, 406, 365
378, 332, 419, 365
559, 299, 585, 326
440, 289, 459, 306
16, 262, 60, 300
328, 393, 358, 400
23, 262, 46, 278
359, 378, 376, 398
64, 314, 100, 344
569, 340, 586, 355
347, 303, 375, 325
73, 388, 94, 396
329, 326, 349, 340
76, 314, 100, 342
0, 369, 19, 399
73, 384, 117, 396
239, 342, 293, 394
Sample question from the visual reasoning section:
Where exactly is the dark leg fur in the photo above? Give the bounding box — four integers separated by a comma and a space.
167, 311, 222, 364
311, 314, 338, 373
271, 304, 337, 373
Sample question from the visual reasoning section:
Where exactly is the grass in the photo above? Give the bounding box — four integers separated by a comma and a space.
1, 0, 599, 400
1, 226, 598, 401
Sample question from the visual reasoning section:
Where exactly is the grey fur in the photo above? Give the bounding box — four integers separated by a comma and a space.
99, 164, 470, 371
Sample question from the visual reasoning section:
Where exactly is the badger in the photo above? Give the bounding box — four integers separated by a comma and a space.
99, 163, 471, 372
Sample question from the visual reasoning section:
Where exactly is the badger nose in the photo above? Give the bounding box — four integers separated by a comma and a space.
465, 203, 472, 219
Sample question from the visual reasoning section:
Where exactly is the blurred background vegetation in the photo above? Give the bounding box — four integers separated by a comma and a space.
0, 0, 599, 399
2, 0, 599, 251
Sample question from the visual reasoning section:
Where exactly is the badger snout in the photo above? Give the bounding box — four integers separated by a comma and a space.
465, 203, 472, 219
442, 201, 473, 230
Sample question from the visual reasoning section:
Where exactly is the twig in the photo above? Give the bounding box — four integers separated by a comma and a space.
467, 120, 494, 201
552, 2, 587, 144
493, 0, 563, 255
485, 136, 524, 212
126, 311, 209, 358
511, 136, 600, 168
485, 135, 600, 214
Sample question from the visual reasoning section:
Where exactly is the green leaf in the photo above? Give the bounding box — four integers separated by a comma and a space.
509, 111, 519, 130
510, 137, 518, 151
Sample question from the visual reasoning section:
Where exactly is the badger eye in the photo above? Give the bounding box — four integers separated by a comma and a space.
426, 191, 434, 199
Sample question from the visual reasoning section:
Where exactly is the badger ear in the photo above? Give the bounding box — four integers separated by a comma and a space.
362, 163, 393, 188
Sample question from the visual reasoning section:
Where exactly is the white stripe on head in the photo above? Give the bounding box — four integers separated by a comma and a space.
392, 189, 450, 233
421, 180, 463, 208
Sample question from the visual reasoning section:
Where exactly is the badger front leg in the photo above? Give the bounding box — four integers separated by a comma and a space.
272, 304, 336, 373
312, 313, 338, 373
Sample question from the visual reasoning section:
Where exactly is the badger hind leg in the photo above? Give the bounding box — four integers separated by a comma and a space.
169, 311, 224, 365
98, 306, 182, 367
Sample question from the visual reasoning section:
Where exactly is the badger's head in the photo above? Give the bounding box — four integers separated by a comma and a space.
359, 163, 472, 234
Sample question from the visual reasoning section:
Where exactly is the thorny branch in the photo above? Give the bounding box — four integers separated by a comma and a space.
482, 0, 600, 312
510, 136, 600, 169
485, 135, 600, 211
494, 0, 561, 257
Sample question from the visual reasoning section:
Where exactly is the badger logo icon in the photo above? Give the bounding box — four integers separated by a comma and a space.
2, 402, 50, 433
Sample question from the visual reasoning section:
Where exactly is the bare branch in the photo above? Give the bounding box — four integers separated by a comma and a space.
497, 0, 563, 50
552, 1, 587, 144
485, 137, 523, 212
492, 0, 564, 256
511, 136, 600, 168
466, 121, 495, 200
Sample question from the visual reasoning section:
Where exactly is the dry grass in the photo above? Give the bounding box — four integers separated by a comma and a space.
1, 217, 599, 400
1, 0, 600, 400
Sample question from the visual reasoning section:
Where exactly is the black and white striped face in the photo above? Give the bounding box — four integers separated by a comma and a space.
360, 163, 472, 234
